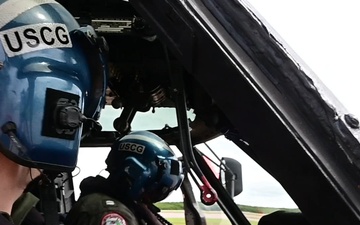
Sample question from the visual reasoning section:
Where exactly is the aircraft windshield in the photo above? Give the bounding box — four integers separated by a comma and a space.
75, 106, 298, 209
75, 0, 359, 220
246, 0, 360, 118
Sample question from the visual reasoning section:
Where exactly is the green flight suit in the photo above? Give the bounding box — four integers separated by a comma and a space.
65, 193, 139, 225
11, 192, 40, 225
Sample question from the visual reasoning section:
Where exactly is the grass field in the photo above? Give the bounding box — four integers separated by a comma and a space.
156, 202, 299, 224
167, 218, 258, 225
155, 202, 299, 214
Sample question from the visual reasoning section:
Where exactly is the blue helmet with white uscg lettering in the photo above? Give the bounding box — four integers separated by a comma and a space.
105, 131, 184, 203
0, 0, 108, 171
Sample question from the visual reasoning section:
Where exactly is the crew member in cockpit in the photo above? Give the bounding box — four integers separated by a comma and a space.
65, 131, 184, 225
0, 0, 109, 224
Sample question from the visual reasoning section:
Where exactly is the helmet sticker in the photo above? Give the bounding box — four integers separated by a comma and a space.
121, 134, 174, 154
101, 213, 127, 225
118, 142, 145, 154
0, 0, 59, 29
0, 23, 72, 57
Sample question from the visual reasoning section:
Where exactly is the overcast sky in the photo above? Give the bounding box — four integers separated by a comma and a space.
247, 0, 360, 116
74, 0, 360, 209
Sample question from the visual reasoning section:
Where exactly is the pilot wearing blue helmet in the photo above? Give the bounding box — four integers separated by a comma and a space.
65, 131, 184, 225
0, 0, 108, 224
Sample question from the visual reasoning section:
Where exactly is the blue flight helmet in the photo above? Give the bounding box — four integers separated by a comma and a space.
106, 131, 184, 203
0, 0, 108, 171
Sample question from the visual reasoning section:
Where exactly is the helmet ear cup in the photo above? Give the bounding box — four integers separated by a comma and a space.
121, 156, 151, 199
143, 158, 184, 203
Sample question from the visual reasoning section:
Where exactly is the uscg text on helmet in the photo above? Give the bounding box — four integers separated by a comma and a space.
0, 23, 72, 57
118, 142, 145, 154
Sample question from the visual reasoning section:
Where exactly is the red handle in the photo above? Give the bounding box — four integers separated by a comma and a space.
199, 178, 218, 205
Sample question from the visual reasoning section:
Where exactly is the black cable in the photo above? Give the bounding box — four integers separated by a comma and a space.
1, 121, 58, 225
2, 121, 52, 184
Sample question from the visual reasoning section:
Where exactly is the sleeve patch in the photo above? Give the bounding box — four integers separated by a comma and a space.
101, 213, 127, 225
105, 200, 116, 206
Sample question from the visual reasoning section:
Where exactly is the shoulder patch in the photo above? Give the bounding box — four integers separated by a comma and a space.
101, 213, 127, 225
0, 23, 72, 57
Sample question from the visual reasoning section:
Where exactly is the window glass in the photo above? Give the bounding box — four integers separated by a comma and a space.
98, 106, 195, 131
246, 0, 360, 117
74, 133, 297, 225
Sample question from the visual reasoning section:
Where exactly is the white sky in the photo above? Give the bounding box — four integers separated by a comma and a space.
247, 0, 360, 116
74, 0, 360, 209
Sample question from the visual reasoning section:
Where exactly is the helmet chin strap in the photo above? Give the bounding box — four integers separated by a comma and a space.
1, 121, 51, 183
1, 104, 101, 166
2, 122, 37, 165
1, 121, 62, 225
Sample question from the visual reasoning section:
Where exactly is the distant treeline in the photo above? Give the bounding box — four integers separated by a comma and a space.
155, 202, 300, 214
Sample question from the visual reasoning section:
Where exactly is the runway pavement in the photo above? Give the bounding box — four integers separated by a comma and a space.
160, 210, 263, 222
